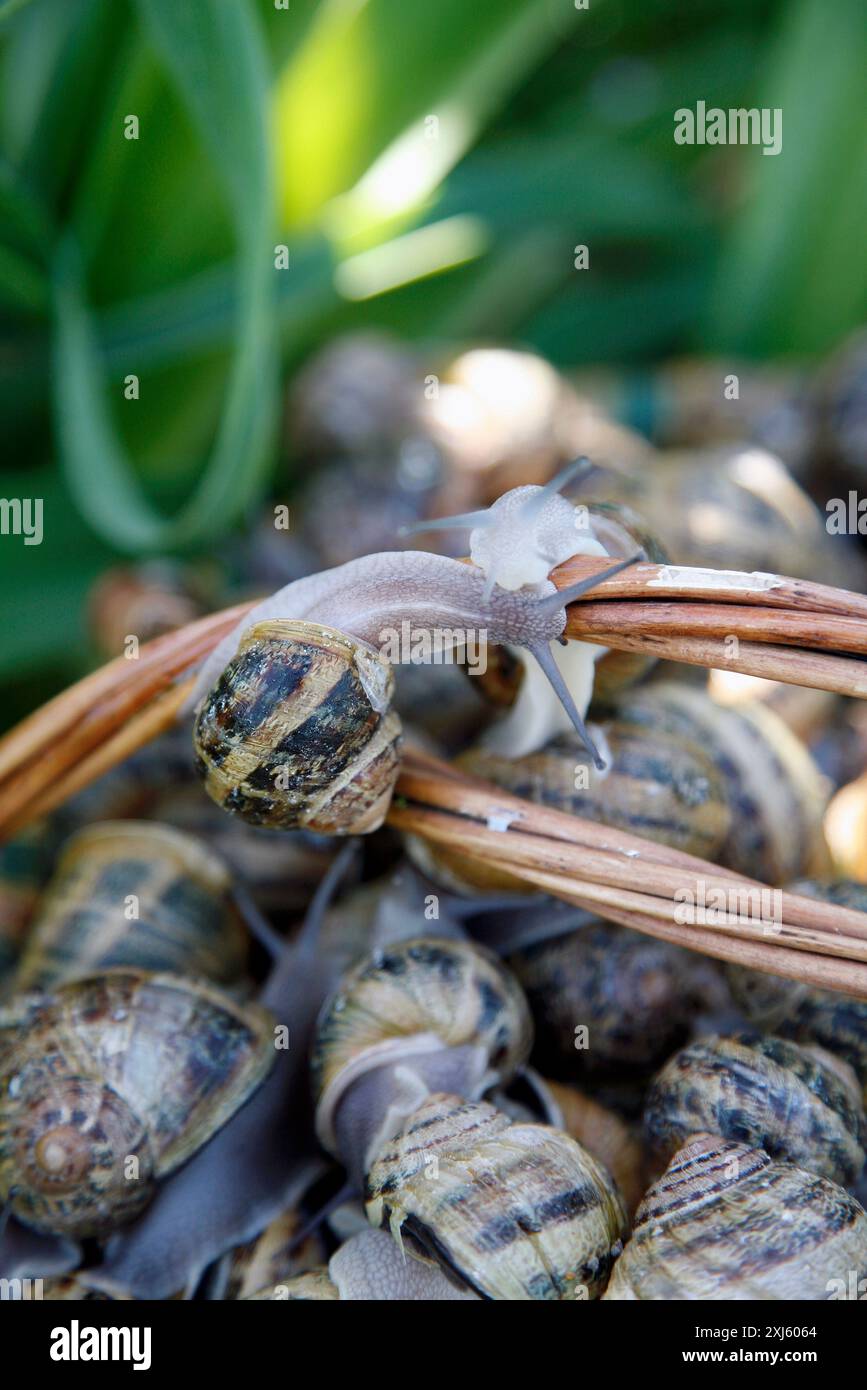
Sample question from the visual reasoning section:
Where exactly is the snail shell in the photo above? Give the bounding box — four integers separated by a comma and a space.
601, 445, 859, 589
193, 619, 402, 834
726, 880, 867, 1104
644, 1033, 867, 1186
612, 680, 829, 883
311, 937, 533, 1160
604, 1133, 867, 1301
413, 720, 730, 895
511, 921, 721, 1083
222, 1201, 330, 1301
12, 822, 248, 993
365, 1092, 628, 1300
0, 970, 274, 1238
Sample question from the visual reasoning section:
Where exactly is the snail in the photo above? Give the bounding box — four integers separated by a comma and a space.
246, 1228, 480, 1301
309, 936, 630, 1298
609, 679, 830, 883
365, 1092, 627, 1300
78, 843, 368, 1299
0, 970, 275, 1238
311, 936, 533, 1173
11, 822, 249, 993
726, 879, 867, 1103
186, 464, 644, 835
643, 1033, 867, 1187
410, 717, 731, 896
604, 1133, 867, 1300
508, 920, 727, 1087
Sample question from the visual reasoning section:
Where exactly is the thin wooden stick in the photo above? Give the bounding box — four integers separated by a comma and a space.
566, 631, 867, 697
551, 556, 867, 620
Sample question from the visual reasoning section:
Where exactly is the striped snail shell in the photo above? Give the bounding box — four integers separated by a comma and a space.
410, 715, 731, 895
727, 879, 867, 1105
365, 1092, 628, 1300
510, 921, 723, 1084
644, 1033, 867, 1186
222, 1201, 330, 1301
311, 937, 533, 1166
603, 1133, 867, 1301
193, 619, 402, 834
611, 680, 829, 883
12, 822, 248, 993
0, 970, 274, 1238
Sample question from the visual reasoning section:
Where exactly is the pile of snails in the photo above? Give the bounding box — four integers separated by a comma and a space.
3, 334, 867, 1301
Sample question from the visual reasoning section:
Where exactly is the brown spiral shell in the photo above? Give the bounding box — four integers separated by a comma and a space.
726, 879, 867, 1104
365, 1092, 628, 1300
193, 619, 402, 834
603, 1134, 867, 1300
510, 920, 720, 1082
311, 937, 533, 1155
644, 1033, 867, 1186
0, 971, 274, 1237
612, 680, 829, 883
12, 822, 248, 993
416, 719, 731, 895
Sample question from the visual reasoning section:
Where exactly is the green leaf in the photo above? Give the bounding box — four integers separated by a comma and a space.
708, 0, 867, 355
52, 0, 279, 553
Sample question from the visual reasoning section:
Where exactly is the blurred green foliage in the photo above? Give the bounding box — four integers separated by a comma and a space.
0, 0, 865, 715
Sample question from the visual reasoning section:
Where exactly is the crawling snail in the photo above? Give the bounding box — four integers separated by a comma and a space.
11, 822, 249, 993
0, 970, 274, 1238
186, 461, 644, 833
644, 1033, 867, 1186
603, 1133, 867, 1301
311, 936, 533, 1173
310, 937, 627, 1299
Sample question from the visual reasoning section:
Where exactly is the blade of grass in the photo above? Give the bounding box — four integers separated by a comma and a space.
51, 0, 278, 553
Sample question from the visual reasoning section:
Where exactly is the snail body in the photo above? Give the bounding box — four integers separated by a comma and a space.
0, 970, 274, 1238
644, 1033, 867, 1186
12, 822, 248, 993
365, 1092, 627, 1300
247, 1228, 480, 1301
604, 1134, 867, 1301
